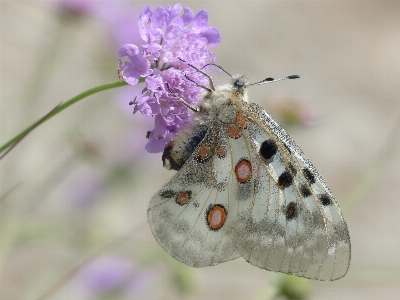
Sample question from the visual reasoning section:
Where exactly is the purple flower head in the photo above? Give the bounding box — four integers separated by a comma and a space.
118, 3, 221, 153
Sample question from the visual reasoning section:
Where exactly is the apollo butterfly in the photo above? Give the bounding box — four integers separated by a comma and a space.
147, 61, 351, 280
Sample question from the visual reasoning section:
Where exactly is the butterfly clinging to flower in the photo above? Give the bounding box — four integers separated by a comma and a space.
147, 60, 351, 281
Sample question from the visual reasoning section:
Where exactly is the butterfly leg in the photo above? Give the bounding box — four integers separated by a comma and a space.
166, 83, 201, 113
178, 57, 216, 91
184, 75, 213, 93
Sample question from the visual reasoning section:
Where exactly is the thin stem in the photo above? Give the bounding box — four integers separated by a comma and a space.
0, 80, 136, 155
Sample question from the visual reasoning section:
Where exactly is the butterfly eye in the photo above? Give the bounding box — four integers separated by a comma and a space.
234, 80, 245, 88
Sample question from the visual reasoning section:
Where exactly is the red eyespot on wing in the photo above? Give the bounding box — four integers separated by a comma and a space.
227, 126, 241, 139
176, 191, 192, 205
195, 143, 212, 162
235, 159, 252, 183
206, 204, 227, 230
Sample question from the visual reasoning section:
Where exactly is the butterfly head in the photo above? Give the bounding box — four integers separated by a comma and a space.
232, 74, 248, 89
230, 74, 249, 102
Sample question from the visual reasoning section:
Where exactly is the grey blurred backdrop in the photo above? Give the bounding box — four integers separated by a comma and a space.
1, 1, 399, 299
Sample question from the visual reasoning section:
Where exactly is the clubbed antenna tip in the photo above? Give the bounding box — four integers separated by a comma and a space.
246, 74, 301, 87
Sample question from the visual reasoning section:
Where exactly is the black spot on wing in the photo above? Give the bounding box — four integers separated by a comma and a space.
299, 184, 312, 197
286, 202, 297, 220
318, 193, 332, 206
259, 139, 278, 160
278, 170, 293, 188
302, 168, 315, 185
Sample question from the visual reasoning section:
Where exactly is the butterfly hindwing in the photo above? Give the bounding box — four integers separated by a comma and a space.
148, 126, 241, 267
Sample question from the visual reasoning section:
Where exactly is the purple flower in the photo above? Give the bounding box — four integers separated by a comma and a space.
118, 45, 152, 85
95, 2, 143, 50
118, 3, 221, 153
67, 170, 104, 207
81, 256, 132, 293
74, 255, 155, 296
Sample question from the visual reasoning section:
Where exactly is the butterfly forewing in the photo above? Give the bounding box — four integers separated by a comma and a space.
233, 114, 309, 275
238, 102, 350, 280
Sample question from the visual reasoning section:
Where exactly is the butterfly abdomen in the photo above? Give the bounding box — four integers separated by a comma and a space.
162, 127, 208, 170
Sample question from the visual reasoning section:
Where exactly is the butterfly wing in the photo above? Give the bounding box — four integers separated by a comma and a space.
148, 101, 350, 280
234, 102, 351, 280
147, 126, 241, 267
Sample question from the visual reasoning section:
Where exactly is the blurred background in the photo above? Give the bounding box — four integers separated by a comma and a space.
1, 1, 399, 299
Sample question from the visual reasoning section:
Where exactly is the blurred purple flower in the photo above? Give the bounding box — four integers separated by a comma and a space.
68, 172, 103, 207
118, 3, 221, 153
82, 257, 131, 293
75, 256, 155, 296
95, 2, 143, 50
123, 269, 156, 296
53, 1, 143, 49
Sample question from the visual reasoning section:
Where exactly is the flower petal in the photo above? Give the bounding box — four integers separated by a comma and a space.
192, 10, 209, 29
118, 44, 139, 57
175, 7, 194, 27
165, 3, 182, 26
145, 138, 166, 153
200, 27, 221, 47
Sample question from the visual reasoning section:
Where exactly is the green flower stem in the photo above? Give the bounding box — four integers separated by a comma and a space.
0, 81, 131, 155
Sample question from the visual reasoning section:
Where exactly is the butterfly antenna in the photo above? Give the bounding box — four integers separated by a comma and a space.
201, 63, 232, 77
246, 75, 300, 87
178, 58, 216, 91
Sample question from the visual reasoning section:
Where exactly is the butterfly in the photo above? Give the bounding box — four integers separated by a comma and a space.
147, 62, 351, 281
